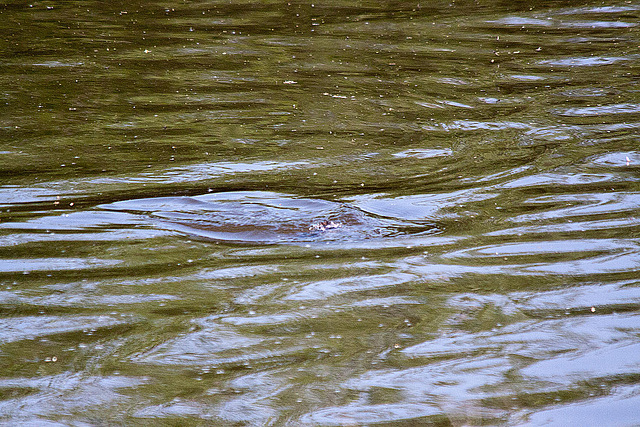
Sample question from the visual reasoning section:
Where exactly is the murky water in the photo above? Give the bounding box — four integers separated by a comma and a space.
1, 1, 639, 425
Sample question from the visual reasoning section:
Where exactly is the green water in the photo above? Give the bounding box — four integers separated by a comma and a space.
1, 1, 639, 425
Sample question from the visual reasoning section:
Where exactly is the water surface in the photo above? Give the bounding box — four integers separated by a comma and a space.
1, 1, 639, 425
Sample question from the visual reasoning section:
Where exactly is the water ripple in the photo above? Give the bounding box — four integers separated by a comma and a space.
1, 0, 639, 424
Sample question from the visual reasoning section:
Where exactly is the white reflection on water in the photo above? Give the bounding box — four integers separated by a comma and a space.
0, 257, 121, 273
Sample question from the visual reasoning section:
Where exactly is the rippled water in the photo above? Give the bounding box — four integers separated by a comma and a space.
1, 1, 639, 425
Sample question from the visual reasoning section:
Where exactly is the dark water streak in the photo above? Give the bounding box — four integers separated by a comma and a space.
1, 1, 639, 425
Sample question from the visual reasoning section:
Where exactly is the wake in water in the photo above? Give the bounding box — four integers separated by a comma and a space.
98, 191, 436, 244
